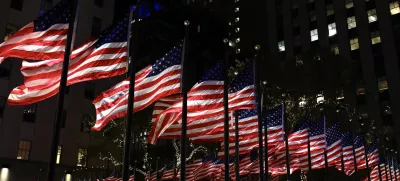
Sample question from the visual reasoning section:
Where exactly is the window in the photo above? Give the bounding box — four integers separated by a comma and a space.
4, 24, 18, 41
61, 110, 67, 128
23, 104, 37, 123
84, 82, 95, 100
350, 38, 359, 50
77, 148, 88, 167
327, 4, 335, 16
390, 1, 400, 15
17, 140, 31, 160
91, 17, 102, 37
278, 41, 285, 52
347, 16, 357, 29
309, 11, 317, 22
56, 146, 62, 164
10, 0, 24, 11
81, 114, 91, 133
310, 29, 318, 42
371, 31, 381, 44
0, 62, 11, 79
331, 44, 339, 54
345, 0, 354, 9
367, 9, 378, 23
328, 23, 337, 36
0, 96, 5, 118
95, 0, 103, 7
378, 77, 388, 92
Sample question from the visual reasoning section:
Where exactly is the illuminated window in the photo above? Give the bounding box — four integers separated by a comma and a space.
347, 16, 357, 29
390, 1, 400, 15
4, 24, 18, 41
77, 148, 87, 167
367, 9, 378, 23
357, 87, 366, 95
17, 140, 31, 160
328, 23, 337, 36
56, 146, 62, 164
278, 41, 285, 52
310, 29, 318, 42
327, 4, 334, 16
317, 93, 324, 104
350, 38, 359, 50
371, 31, 381, 44
378, 77, 388, 92
331, 44, 339, 55
345, 0, 354, 9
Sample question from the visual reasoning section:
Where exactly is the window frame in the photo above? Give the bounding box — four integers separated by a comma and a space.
328, 23, 337, 36
310, 29, 319, 42
350, 37, 360, 50
371, 31, 381, 44
390, 1, 400, 15
278, 40, 285, 52
367, 9, 378, 23
347, 16, 357, 29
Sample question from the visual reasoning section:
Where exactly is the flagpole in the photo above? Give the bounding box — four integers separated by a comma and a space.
261, 82, 269, 181
384, 150, 389, 181
234, 111, 240, 181
122, 3, 137, 181
282, 97, 291, 181
180, 20, 191, 181
360, 120, 371, 181
46, 0, 79, 180
223, 40, 231, 181
253, 45, 264, 181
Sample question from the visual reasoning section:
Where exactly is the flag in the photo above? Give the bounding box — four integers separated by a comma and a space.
264, 105, 284, 146
0, 0, 71, 64
227, 62, 255, 111
325, 122, 342, 166
91, 44, 182, 131
354, 136, 366, 169
358, 142, 379, 169
8, 13, 132, 105
361, 164, 387, 181
148, 61, 224, 144
336, 132, 356, 176
193, 154, 221, 180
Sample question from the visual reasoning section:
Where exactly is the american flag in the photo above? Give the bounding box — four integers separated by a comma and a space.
8, 13, 131, 105
185, 159, 203, 180
0, 0, 71, 64
148, 61, 224, 144
264, 105, 284, 146
228, 63, 255, 111
358, 142, 379, 169
361, 164, 387, 181
336, 132, 356, 176
160, 165, 175, 180
271, 117, 309, 155
91, 44, 182, 131
144, 172, 157, 181
354, 136, 366, 169
193, 154, 221, 180
325, 122, 342, 167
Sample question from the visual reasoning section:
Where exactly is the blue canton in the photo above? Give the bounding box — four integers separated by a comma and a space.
202, 153, 217, 163
342, 132, 353, 147
310, 118, 325, 137
198, 61, 224, 83
263, 105, 283, 128
354, 136, 364, 149
237, 109, 257, 120
367, 142, 378, 155
96, 13, 131, 48
326, 122, 342, 146
146, 43, 182, 77
229, 63, 254, 93
34, 0, 70, 32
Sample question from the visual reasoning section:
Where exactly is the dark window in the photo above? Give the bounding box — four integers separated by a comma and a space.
95, 0, 104, 7
91, 17, 102, 37
81, 114, 91, 133
84, 82, 95, 100
0, 96, 5, 118
61, 110, 67, 128
0, 61, 11, 79
23, 104, 37, 123
10, 0, 23, 11
4, 24, 18, 41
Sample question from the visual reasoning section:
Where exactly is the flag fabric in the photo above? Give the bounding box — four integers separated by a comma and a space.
8, 13, 132, 105
92, 44, 182, 131
361, 164, 387, 181
325, 122, 342, 167
193, 154, 222, 180
264, 105, 285, 146
0, 0, 71, 64
227, 62, 255, 111
336, 132, 356, 176
354, 136, 366, 170
358, 142, 379, 169
148, 61, 224, 144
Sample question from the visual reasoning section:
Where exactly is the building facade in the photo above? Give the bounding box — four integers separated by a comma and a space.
256, 0, 400, 147
0, 0, 117, 180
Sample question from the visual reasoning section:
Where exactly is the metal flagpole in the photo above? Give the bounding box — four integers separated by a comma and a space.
235, 111, 240, 181
261, 82, 269, 181
223, 42, 231, 181
253, 45, 264, 181
46, 0, 80, 180
122, 3, 138, 181
180, 19, 191, 181
282, 99, 291, 181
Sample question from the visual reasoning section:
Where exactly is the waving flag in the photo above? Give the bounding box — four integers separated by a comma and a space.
8, 13, 132, 105
337, 132, 356, 176
354, 136, 366, 169
92, 44, 182, 131
325, 122, 342, 166
358, 142, 380, 169
0, 0, 72, 64
228, 62, 255, 111
264, 105, 284, 146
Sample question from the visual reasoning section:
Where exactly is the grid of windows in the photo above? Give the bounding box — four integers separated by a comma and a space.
347, 16, 357, 29
278, 41, 285, 52
310, 29, 318, 42
371, 31, 381, 44
367, 9, 378, 23
77, 148, 87, 167
390, 1, 400, 15
350, 38, 360, 50
17, 140, 31, 160
328, 23, 337, 36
